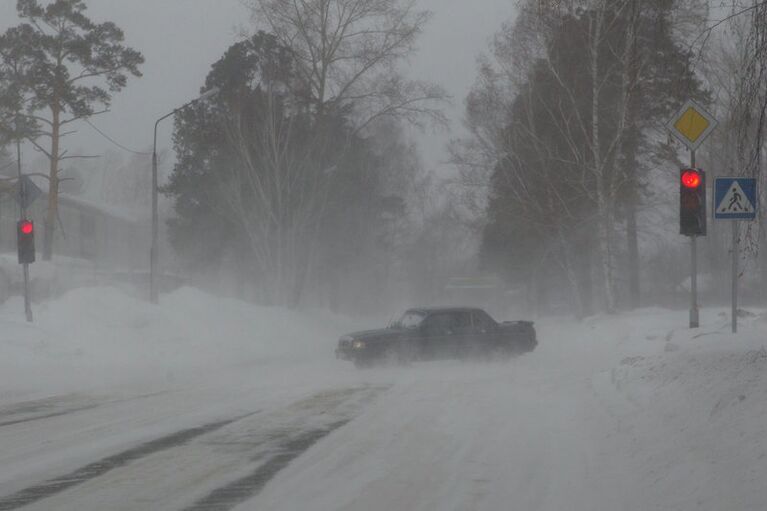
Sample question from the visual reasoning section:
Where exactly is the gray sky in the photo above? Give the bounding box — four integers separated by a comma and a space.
1, 0, 515, 177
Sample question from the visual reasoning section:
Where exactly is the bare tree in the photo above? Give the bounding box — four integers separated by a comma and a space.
212, 76, 323, 304
457, 0, 705, 314
697, 2, 767, 299
224, 2, 448, 306
248, 0, 447, 131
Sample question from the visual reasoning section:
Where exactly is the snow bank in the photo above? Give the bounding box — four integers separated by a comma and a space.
0, 286, 362, 402
589, 309, 767, 511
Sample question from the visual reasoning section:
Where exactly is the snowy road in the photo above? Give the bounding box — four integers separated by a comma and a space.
244, 328, 640, 511
0, 382, 387, 510
0, 320, 636, 511
1, 309, 766, 510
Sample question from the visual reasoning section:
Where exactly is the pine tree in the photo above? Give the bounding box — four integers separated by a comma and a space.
0, 0, 143, 259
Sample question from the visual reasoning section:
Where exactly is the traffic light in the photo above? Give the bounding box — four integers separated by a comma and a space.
17, 219, 35, 264
680, 168, 706, 236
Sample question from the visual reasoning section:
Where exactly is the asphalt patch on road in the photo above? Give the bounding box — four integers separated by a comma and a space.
0, 404, 101, 428
180, 385, 388, 511
0, 413, 255, 510
0, 391, 169, 429
0, 395, 100, 428
182, 419, 350, 511
0, 385, 388, 510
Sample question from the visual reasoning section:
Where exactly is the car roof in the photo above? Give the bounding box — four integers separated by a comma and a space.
405, 307, 484, 315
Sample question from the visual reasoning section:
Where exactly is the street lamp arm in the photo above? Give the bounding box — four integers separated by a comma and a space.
153, 87, 220, 157
153, 107, 183, 157
150, 86, 219, 304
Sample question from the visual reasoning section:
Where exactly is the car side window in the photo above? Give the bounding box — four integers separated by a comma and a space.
452, 312, 473, 334
399, 312, 425, 329
471, 311, 495, 333
423, 313, 454, 336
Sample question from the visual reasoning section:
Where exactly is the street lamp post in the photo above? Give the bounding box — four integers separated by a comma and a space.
151, 87, 219, 304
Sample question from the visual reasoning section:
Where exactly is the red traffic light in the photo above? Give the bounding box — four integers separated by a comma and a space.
680, 169, 707, 237
681, 170, 701, 189
17, 219, 35, 264
19, 220, 33, 235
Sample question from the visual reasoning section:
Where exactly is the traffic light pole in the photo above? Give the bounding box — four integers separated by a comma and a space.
16, 128, 33, 323
689, 149, 698, 329
22, 264, 31, 322
690, 236, 698, 328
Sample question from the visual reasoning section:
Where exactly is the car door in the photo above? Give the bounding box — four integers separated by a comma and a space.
397, 311, 428, 360
470, 310, 500, 355
420, 313, 456, 359
451, 311, 475, 358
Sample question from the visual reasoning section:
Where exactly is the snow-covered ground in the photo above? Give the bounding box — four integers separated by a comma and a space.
1, 286, 766, 510
0, 285, 364, 402
244, 309, 767, 511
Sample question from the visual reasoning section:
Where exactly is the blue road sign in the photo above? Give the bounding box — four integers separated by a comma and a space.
714, 177, 757, 220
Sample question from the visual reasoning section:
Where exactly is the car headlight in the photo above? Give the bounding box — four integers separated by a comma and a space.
352, 340, 366, 349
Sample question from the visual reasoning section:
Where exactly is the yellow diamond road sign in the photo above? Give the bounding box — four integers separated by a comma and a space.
674, 108, 709, 142
667, 100, 717, 151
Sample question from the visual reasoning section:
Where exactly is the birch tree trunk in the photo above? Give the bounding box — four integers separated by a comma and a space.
43, 102, 60, 261
623, 0, 641, 309
589, 6, 617, 313
557, 225, 585, 317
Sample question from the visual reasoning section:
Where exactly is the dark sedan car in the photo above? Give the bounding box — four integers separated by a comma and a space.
336, 307, 536, 368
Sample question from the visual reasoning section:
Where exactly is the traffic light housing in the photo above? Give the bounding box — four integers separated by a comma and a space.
17, 219, 35, 264
680, 168, 706, 236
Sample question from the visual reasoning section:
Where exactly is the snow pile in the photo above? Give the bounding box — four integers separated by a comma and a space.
0, 286, 361, 401
0, 254, 110, 302
590, 309, 767, 511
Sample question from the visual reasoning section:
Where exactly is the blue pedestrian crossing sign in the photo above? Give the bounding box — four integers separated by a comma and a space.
714, 177, 757, 220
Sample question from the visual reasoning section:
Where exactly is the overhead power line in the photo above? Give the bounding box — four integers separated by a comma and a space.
83, 118, 151, 156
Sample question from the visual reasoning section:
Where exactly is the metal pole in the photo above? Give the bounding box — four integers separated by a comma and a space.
732, 220, 738, 333
16, 119, 32, 322
689, 149, 698, 328
150, 110, 178, 304
690, 236, 698, 328
150, 120, 160, 304
22, 263, 32, 322
149, 88, 219, 304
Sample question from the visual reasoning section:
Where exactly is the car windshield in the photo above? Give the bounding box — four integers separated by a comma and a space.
394, 311, 426, 329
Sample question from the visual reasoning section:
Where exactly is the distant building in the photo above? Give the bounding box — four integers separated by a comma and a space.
0, 188, 146, 270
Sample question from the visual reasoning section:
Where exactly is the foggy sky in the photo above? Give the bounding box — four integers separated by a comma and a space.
1, 0, 515, 178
